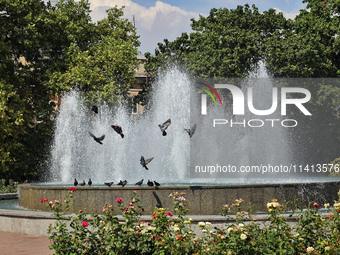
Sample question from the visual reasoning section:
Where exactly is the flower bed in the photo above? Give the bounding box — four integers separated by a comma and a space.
43, 187, 340, 254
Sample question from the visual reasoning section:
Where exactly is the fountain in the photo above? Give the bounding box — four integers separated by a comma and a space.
18, 64, 340, 214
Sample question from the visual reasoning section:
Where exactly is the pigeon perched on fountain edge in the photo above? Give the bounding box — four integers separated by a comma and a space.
135, 179, 144, 186
104, 182, 113, 187
118, 180, 127, 187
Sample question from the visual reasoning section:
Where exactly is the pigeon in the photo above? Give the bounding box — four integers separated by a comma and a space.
121, 180, 127, 187
74, 179, 78, 186
91, 105, 98, 114
185, 123, 197, 138
154, 181, 160, 187
140, 156, 154, 170
88, 132, 105, 144
111, 125, 124, 138
118, 180, 127, 187
104, 182, 113, 187
147, 180, 154, 186
135, 179, 143, 186
88, 178, 92, 186
80, 180, 86, 186
158, 119, 171, 136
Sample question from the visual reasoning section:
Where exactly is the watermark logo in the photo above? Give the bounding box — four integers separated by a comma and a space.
197, 82, 222, 115
199, 82, 311, 128
201, 84, 311, 116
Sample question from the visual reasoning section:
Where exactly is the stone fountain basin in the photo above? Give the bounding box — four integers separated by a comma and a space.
18, 180, 340, 215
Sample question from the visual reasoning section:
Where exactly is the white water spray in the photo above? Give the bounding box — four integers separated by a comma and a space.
49, 64, 291, 184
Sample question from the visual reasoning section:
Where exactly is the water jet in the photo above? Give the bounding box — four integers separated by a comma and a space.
18, 64, 340, 214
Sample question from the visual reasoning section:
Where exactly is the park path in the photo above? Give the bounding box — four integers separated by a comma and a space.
0, 231, 53, 255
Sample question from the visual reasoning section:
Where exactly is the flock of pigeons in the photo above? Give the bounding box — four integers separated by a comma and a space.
73, 105, 197, 188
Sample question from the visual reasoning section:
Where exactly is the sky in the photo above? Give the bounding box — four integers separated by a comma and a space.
88, 0, 307, 54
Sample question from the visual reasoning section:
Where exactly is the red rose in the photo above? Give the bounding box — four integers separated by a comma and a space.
69, 187, 76, 192
313, 203, 319, 208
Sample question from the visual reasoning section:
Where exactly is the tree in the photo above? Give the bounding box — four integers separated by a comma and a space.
0, 0, 140, 181
266, 0, 340, 77
0, 0, 56, 181
49, 6, 140, 105
145, 4, 287, 78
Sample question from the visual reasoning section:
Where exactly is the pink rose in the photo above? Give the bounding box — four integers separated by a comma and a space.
116, 197, 123, 203
167, 211, 173, 217
82, 221, 89, 227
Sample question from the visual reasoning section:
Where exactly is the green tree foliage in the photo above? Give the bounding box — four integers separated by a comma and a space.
145, 4, 287, 78
146, 2, 339, 79
49, 5, 140, 105
266, 0, 340, 77
0, 0, 56, 181
0, 0, 140, 181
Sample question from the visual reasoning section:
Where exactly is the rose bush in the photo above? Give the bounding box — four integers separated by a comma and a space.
43, 189, 340, 254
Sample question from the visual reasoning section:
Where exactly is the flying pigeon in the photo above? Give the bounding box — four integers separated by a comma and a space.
88, 132, 105, 144
111, 125, 124, 138
147, 180, 154, 186
91, 105, 98, 114
135, 179, 144, 186
104, 182, 113, 187
158, 119, 171, 136
154, 181, 160, 187
185, 123, 197, 138
140, 156, 154, 170
74, 179, 78, 186
88, 178, 92, 186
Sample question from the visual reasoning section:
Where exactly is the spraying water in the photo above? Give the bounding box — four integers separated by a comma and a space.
48, 64, 291, 184
49, 66, 191, 184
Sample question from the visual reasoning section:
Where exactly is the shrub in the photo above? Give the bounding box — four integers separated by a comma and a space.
43, 188, 340, 254
0, 179, 18, 194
